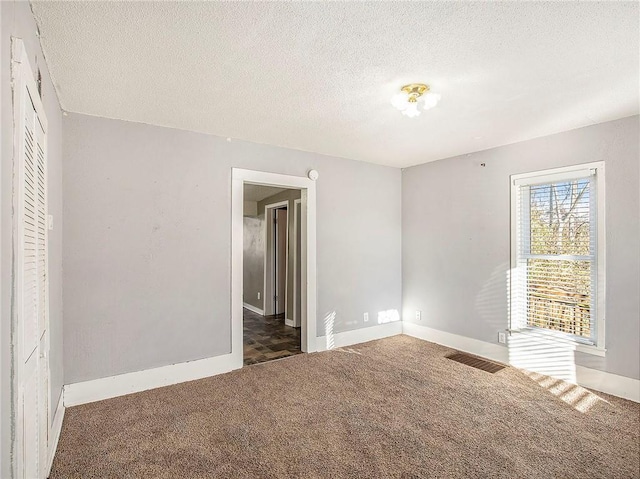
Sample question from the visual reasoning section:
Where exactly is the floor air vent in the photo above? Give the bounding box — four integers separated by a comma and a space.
446, 353, 506, 373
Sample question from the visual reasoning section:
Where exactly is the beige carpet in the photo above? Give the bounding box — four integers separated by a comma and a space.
51, 336, 639, 478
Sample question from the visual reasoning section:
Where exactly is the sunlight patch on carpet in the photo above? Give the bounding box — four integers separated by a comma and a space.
523, 370, 609, 413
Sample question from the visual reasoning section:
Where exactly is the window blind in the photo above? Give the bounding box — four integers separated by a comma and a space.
515, 173, 597, 344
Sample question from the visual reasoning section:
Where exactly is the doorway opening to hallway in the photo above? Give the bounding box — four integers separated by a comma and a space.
232, 168, 318, 368
242, 186, 301, 365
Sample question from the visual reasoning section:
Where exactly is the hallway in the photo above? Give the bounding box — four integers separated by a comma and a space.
243, 308, 301, 365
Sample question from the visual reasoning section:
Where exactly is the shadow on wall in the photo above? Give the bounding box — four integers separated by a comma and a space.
507, 331, 578, 382
322, 309, 400, 350
474, 263, 609, 412
506, 264, 580, 384
475, 262, 510, 336
505, 264, 611, 413
324, 310, 336, 350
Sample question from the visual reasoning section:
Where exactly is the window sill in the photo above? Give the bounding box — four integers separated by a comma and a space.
575, 343, 607, 357
510, 328, 606, 357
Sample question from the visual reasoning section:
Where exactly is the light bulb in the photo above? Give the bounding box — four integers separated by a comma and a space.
391, 92, 410, 110
422, 92, 441, 110
401, 102, 421, 118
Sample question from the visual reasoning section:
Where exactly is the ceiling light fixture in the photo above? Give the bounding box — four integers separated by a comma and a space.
391, 83, 440, 118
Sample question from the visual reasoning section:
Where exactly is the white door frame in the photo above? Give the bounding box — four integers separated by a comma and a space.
262, 200, 289, 317
11, 37, 51, 479
292, 199, 302, 328
232, 168, 317, 368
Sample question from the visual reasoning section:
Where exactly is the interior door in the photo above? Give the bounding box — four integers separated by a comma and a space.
21, 85, 48, 479
14, 38, 49, 479
35, 110, 50, 475
275, 208, 287, 315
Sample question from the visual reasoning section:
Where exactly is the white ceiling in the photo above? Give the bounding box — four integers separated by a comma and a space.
32, 1, 639, 168
244, 185, 286, 203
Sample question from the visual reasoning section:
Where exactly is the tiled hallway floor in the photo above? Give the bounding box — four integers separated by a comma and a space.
243, 308, 301, 365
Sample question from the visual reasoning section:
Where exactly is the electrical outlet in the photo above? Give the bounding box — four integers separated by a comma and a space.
498, 331, 507, 344
363, 312, 369, 322
415, 310, 421, 321
257, 292, 260, 300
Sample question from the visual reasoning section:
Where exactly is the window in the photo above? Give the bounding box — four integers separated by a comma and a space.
510, 163, 605, 354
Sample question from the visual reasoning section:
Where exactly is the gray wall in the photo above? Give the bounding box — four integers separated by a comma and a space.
63, 113, 402, 384
1, 1, 64, 476
402, 116, 640, 380
258, 188, 302, 321
243, 215, 264, 311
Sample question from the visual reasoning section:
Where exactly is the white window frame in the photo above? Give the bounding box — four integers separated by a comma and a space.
510, 162, 606, 356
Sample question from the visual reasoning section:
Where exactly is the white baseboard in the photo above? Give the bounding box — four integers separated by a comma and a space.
402, 322, 509, 363
62, 320, 638, 407
62, 323, 402, 407
242, 302, 264, 315
575, 365, 640, 403
316, 321, 403, 352
402, 322, 640, 403
284, 318, 295, 327
64, 353, 240, 407
47, 391, 65, 476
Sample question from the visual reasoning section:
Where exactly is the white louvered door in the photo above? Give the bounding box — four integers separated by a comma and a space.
22, 89, 40, 479
13, 38, 50, 479
35, 114, 50, 475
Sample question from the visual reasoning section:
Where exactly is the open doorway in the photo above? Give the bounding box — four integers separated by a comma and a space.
232, 169, 317, 369
242, 187, 300, 365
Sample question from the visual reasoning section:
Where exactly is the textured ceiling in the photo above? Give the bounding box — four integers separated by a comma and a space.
244, 185, 286, 203
32, 1, 639, 167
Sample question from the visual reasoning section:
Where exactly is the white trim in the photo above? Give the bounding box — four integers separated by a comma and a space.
575, 365, 640, 403
594, 162, 606, 350
242, 302, 264, 316
61, 321, 403, 407
11, 36, 28, 479
512, 167, 595, 186
509, 161, 606, 353
513, 328, 606, 357
402, 323, 508, 363
60, 322, 638, 408
232, 168, 317, 365
301, 185, 317, 353
283, 205, 289, 321
284, 318, 295, 327
263, 200, 289, 316
46, 392, 65, 477
316, 322, 402, 352
292, 199, 302, 328
63, 353, 237, 407
403, 323, 639, 403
